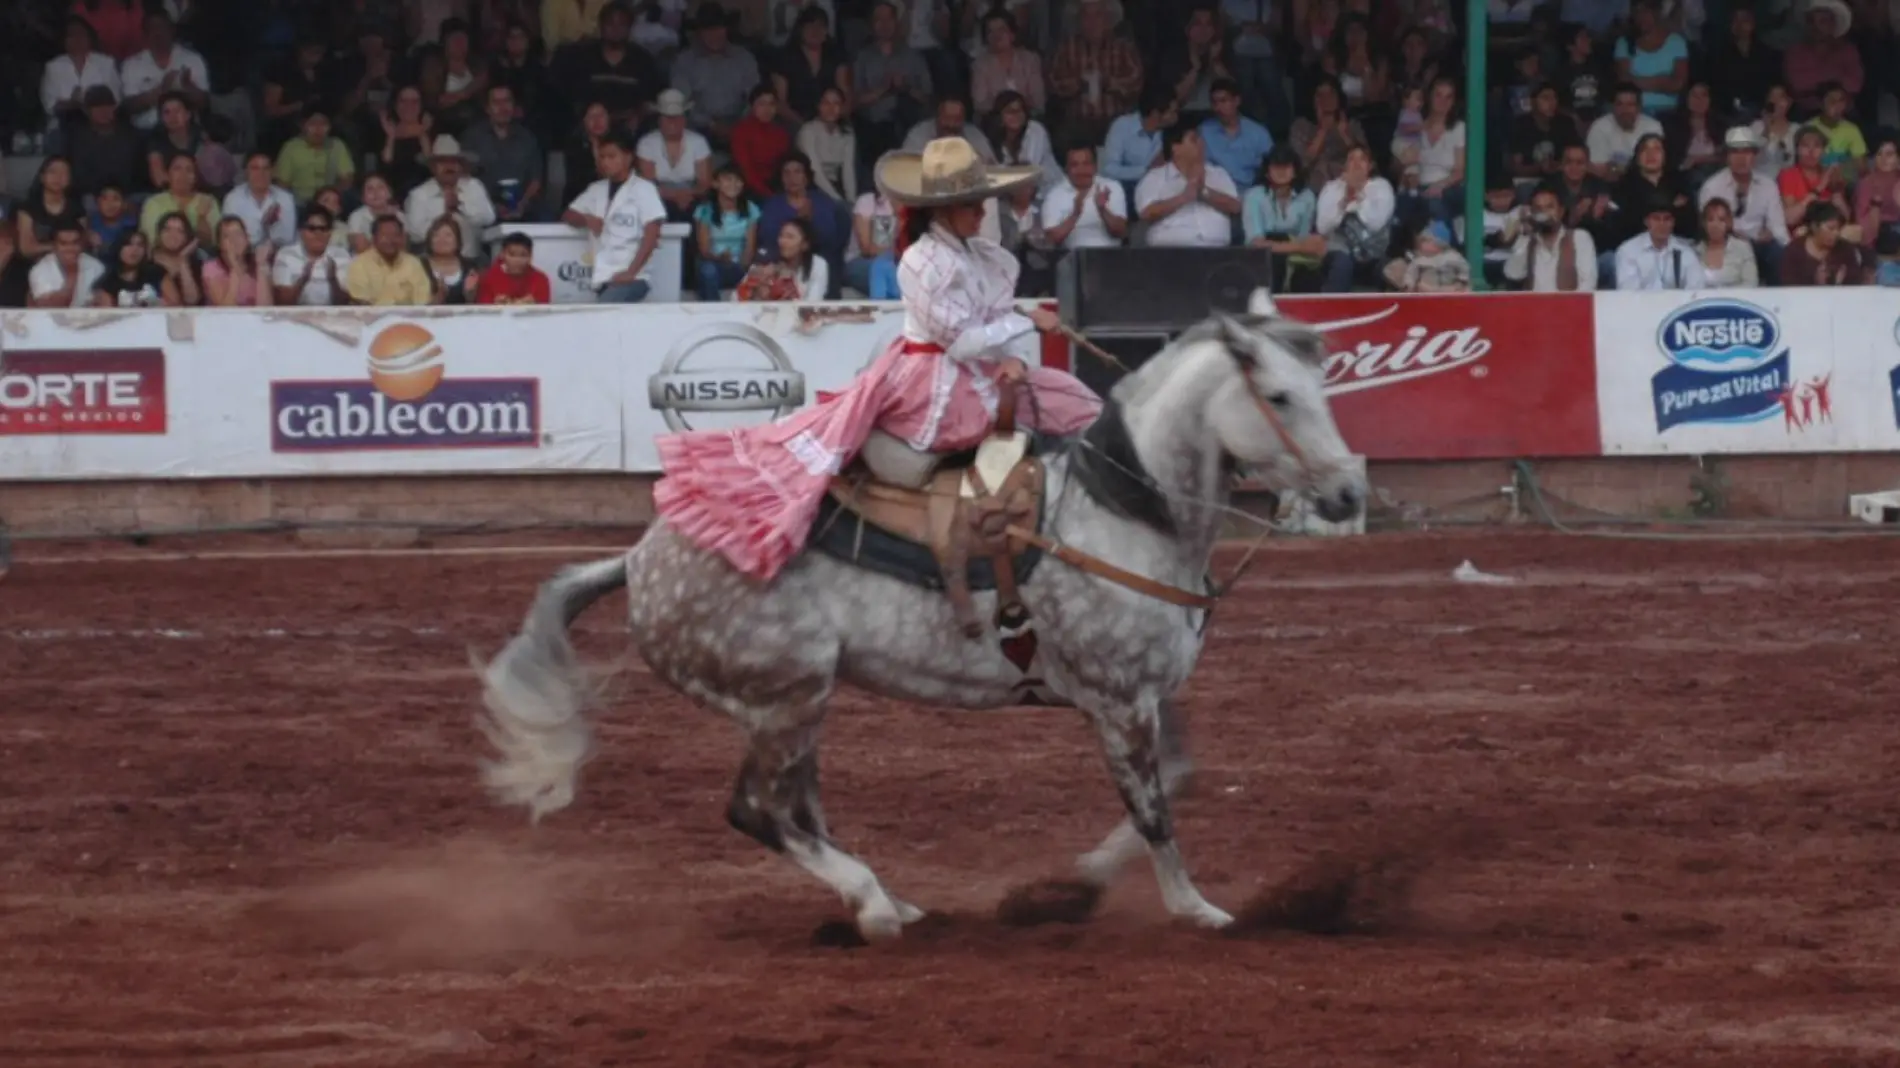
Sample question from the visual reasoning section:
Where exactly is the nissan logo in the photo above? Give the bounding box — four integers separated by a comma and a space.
647, 321, 808, 432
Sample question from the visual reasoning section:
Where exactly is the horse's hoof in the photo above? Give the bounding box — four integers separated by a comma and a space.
856, 899, 907, 941
1187, 904, 1235, 929
892, 898, 927, 925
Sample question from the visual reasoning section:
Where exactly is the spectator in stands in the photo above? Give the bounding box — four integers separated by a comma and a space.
272, 205, 352, 306
1695, 197, 1760, 287
1875, 230, 1900, 286
1663, 81, 1727, 188
694, 164, 760, 299
638, 89, 715, 220
477, 230, 551, 303
404, 135, 496, 251
847, 185, 899, 296
1507, 83, 1580, 186
1613, 0, 1688, 115
1604, 133, 1695, 273
28, 219, 105, 307
464, 84, 546, 223
1751, 83, 1799, 174
1807, 82, 1866, 181
545, 0, 614, 52
671, 3, 760, 143
140, 154, 219, 245
731, 85, 793, 198
1700, 127, 1789, 278
853, 0, 935, 163
121, 10, 210, 132
221, 151, 296, 251
149, 212, 204, 304
428, 19, 492, 134
88, 183, 137, 251
1048, 0, 1144, 146
798, 86, 858, 202
1289, 76, 1365, 191
1586, 83, 1663, 181
346, 174, 406, 254
1101, 85, 1177, 191
1709, 7, 1778, 119
904, 0, 959, 101
346, 214, 435, 305
261, 36, 331, 154
773, 7, 849, 129
556, 2, 663, 128
334, 21, 401, 150
757, 151, 847, 294
1780, 200, 1865, 283
1503, 183, 1598, 290
76, 0, 146, 63
421, 216, 479, 303
275, 106, 357, 205
1782, 0, 1859, 114
562, 100, 614, 205
565, 129, 665, 303
1856, 134, 1900, 251
1200, 78, 1272, 191
1043, 139, 1131, 252
377, 86, 436, 199
202, 216, 274, 306
971, 8, 1045, 116
16, 157, 85, 262
1155, 5, 1232, 122
411, 0, 476, 46
1315, 142, 1395, 292
93, 229, 170, 307
904, 96, 996, 160
1244, 146, 1323, 263
1401, 76, 1465, 224
737, 217, 827, 300
1223, 0, 1292, 133
42, 17, 121, 140
1552, 23, 1607, 124
1391, 220, 1468, 291
1778, 125, 1852, 241
489, 20, 552, 135
1614, 190, 1705, 289
1136, 124, 1241, 247
766, 0, 836, 50
987, 91, 1062, 191
0, 218, 27, 309
67, 87, 141, 201
1393, 23, 1448, 101
144, 92, 203, 191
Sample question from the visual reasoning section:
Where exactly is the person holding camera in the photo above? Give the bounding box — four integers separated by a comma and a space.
1503, 183, 1599, 290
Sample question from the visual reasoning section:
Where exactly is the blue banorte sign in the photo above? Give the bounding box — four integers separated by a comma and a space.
1650, 298, 1791, 432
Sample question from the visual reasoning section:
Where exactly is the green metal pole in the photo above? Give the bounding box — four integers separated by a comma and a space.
1464, 0, 1488, 290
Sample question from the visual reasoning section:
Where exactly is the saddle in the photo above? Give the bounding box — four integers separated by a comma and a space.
823, 378, 1045, 644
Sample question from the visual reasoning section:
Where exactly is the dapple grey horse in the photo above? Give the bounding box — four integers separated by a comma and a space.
476, 290, 1365, 941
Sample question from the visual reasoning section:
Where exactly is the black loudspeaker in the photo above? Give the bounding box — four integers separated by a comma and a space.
1056, 246, 1277, 333
1068, 331, 1171, 398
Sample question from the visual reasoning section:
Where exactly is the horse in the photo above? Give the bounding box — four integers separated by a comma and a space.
475, 290, 1366, 942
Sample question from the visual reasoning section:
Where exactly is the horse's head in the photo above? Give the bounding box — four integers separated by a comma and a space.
1191, 289, 1364, 523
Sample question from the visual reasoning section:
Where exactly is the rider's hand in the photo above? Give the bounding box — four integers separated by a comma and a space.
1027, 307, 1062, 333
997, 357, 1030, 384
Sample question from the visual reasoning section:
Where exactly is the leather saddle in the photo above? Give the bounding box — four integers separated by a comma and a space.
820, 379, 1045, 641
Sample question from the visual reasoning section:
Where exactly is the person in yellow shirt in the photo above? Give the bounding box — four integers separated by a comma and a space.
275, 106, 358, 204
139, 154, 221, 246
345, 214, 438, 305
544, 0, 614, 51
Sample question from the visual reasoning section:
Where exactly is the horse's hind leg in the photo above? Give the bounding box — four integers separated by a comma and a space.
1077, 699, 1193, 886
726, 727, 917, 939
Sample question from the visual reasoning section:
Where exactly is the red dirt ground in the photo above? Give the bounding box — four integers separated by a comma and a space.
4, 529, 1900, 1067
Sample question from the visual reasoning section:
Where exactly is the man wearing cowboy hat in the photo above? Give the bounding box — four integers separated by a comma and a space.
1783, 0, 1860, 114
404, 134, 498, 251
670, 2, 760, 141
1699, 124, 1790, 276
646, 137, 1101, 585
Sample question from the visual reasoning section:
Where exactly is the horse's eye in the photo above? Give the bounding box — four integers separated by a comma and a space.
1267, 392, 1291, 408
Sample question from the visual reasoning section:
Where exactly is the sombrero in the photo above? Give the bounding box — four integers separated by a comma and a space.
874, 137, 1040, 208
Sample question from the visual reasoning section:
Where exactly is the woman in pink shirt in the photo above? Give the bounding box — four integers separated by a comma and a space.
201, 216, 275, 306
970, 10, 1045, 116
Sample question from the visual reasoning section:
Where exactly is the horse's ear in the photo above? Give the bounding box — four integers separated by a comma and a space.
1213, 312, 1260, 370
1247, 287, 1279, 318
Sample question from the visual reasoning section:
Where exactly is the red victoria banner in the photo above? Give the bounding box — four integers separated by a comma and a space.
1272, 293, 1600, 460
0, 349, 169, 435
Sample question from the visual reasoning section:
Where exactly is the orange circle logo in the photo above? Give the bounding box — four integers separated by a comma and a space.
364, 323, 445, 402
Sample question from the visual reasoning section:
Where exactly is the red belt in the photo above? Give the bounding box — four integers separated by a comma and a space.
899, 339, 945, 356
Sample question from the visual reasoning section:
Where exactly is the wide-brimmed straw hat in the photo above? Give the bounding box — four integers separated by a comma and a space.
1803, 0, 1851, 35
874, 137, 1040, 208
420, 134, 476, 164
1723, 125, 1763, 151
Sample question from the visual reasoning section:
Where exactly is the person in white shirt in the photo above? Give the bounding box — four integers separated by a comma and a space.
403, 135, 498, 253
1615, 191, 1707, 290
29, 222, 107, 308
1040, 143, 1128, 249
119, 9, 210, 130
271, 205, 353, 306
42, 17, 122, 132
1134, 125, 1240, 247
221, 152, 298, 251
1698, 125, 1789, 276
1503, 184, 1600, 290
563, 129, 666, 302
1315, 142, 1397, 291
1585, 83, 1665, 181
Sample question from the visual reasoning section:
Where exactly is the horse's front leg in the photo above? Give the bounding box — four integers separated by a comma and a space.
1081, 696, 1231, 928
1077, 698, 1192, 886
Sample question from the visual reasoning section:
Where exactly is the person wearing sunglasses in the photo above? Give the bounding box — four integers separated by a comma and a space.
270, 204, 352, 306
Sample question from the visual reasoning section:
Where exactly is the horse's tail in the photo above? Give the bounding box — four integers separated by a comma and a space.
473, 554, 628, 823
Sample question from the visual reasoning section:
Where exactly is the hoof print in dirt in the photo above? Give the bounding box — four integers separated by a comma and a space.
995, 878, 1104, 927
1229, 851, 1418, 937
811, 919, 870, 948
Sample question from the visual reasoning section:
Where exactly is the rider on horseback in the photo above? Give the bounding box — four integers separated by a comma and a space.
652, 137, 1103, 582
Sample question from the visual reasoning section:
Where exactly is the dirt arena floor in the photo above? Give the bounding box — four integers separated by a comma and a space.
5, 527, 1900, 1067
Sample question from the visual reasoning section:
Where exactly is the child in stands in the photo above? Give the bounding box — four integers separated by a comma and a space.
478, 231, 553, 304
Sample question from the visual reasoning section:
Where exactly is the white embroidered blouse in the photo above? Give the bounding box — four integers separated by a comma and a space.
895, 223, 1031, 363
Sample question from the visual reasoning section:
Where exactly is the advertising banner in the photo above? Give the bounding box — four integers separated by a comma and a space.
1275, 292, 1602, 459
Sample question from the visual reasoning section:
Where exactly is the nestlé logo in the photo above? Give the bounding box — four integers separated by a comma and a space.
1650, 299, 1791, 432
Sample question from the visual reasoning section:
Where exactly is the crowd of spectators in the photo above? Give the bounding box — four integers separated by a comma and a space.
2, 0, 1899, 310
